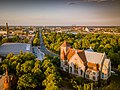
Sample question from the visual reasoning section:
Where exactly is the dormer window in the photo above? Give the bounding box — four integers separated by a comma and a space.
69, 67, 72, 73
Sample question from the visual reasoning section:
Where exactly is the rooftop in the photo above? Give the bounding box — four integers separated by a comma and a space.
61, 41, 71, 47
85, 51, 104, 64
0, 43, 32, 57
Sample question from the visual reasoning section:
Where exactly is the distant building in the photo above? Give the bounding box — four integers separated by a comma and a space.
0, 31, 7, 35
84, 27, 90, 32
60, 41, 111, 81
0, 43, 32, 57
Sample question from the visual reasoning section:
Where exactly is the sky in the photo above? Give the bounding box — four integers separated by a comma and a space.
0, 0, 120, 26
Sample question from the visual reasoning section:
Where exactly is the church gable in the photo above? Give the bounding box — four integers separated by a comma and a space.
68, 52, 85, 68
60, 41, 71, 48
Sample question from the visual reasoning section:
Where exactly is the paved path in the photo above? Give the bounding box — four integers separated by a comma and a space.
39, 31, 59, 57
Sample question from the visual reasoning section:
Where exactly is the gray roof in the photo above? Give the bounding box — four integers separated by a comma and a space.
85, 51, 104, 64
0, 43, 32, 56
85, 48, 94, 52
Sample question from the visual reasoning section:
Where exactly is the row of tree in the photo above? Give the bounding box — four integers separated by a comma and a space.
42, 56, 62, 90
42, 32, 120, 67
32, 31, 40, 46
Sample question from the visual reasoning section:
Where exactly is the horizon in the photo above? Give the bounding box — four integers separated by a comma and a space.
0, 0, 120, 26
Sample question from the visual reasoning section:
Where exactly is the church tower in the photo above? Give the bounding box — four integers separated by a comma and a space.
60, 41, 71, 60
60, 41, 71, 67
4, 68, 11, 90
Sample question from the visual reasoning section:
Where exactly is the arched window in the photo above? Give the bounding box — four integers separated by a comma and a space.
93, 76, 96, 80
69, 67, 72, 73
74, 64, 78, 74
80, 70, 83, 75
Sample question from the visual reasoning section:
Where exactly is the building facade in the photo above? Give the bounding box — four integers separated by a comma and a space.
60, 41, 111, 81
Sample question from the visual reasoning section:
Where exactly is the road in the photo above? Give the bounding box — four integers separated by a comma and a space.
32, 46, 45, 61
39, 31, 59, 57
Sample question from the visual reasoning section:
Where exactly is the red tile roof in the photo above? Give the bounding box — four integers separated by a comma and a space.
66, 48, 75, 60
66, 49, 87, 65
87, 62, 99, 71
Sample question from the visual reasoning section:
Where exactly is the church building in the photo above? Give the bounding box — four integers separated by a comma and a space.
60, 41, 111, 81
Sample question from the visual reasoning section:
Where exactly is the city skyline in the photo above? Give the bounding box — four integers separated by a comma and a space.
0, 0, 120, 26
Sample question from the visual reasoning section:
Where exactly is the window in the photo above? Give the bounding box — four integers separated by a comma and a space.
74, 64, 78, 74
93, 72, 96, 75
102, 73, 104, 78
86, 74, 89, 78
80, 70, 83, 75
93, 76, 96, 80
69, 67, 72, 73
65, 67, 68, 71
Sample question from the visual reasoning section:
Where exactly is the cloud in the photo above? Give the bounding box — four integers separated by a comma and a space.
67, 0, 117, 5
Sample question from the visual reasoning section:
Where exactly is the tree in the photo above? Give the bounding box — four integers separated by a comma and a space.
33, 38, 40, 46
118, 64, 120, 75
16, 63, 21, 76
6, 52, 14, 59
2, 51, 45, 89
17, 73, 38, 90
52, 56, 60, 67
12, 35, 19, 42
42, 74, 61, 90
44, 66, 57, 76
21, 60, 34, 73
24, 52, 36, 61
84, 83, 93, 90
2, 38, 8, 43
23, 38, 29, 43
42, 59, 51, 71
32, 60, 44, 81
